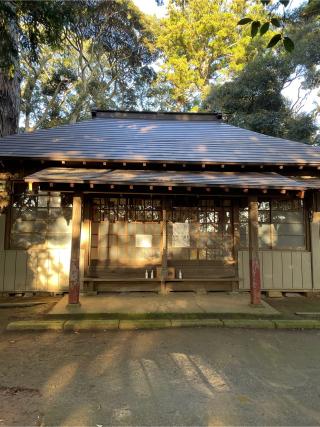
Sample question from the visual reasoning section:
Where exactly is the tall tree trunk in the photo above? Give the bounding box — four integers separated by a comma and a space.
0, 68, 20, 137
0, 4, 20, 137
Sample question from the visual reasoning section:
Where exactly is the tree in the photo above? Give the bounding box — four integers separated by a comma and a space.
19, 1, 157, 130
1, 0, 157, 136
303, 0, 320, 18
0, 0, 76, 137
155, 0, 270, 110
237, 0, 320, 52
203, 53, 318, 144
237, 0, 296, 52
204, 3, 320, 144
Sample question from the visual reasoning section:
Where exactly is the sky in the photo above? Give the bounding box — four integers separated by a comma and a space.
133, 0, 168, 17
133, 0, 305, 17
133, 0, 319, 115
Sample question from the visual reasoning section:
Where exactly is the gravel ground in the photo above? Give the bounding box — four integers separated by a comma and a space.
1, 296, 320, 426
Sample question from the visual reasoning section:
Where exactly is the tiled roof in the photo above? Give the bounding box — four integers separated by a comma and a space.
24, 168, 313, 190
1, 112, 320, 165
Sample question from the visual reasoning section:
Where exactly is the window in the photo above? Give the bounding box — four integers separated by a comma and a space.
240, 199, 306, 250
167, 198, 234, 262
10, 192, 72, 249
90, 197, 162, 265
92, 197, 162, 222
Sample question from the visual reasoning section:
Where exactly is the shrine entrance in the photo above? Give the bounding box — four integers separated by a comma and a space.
85, 195, 237, 292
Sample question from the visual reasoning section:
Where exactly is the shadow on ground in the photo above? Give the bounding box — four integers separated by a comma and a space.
1, 295, 320, 426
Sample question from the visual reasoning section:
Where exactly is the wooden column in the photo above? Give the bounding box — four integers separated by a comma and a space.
68, 195, 82, 305
160, 206, 168, 294
232, 201, 240, 292
248, 196, 261, 305
311, 211, 320, 290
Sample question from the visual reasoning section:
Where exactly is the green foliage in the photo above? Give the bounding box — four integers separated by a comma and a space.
156, 0, 269, 109
267, 33, 282, 48
283, 36, 294, 52
20, 0, 157, 129
237, 0, 295, 52
0, 0, 75, 72
203, 52, 318, 144
302, 0, 320, 18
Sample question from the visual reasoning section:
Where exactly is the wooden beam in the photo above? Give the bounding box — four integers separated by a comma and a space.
248, 196, 261, 305
233, 201, 240, 292
160, 206, 168, 294
68, 195, 82, 305
311, 211, 320, 291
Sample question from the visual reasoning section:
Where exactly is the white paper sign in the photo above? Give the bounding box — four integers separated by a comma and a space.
172, 223, 190, 247
136, 234, 152, 248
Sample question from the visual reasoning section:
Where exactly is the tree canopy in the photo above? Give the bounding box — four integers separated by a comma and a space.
204, 1, 320, 144
20, 0, 157, 130
0, 0, 318, 145
155, 0, 270, 109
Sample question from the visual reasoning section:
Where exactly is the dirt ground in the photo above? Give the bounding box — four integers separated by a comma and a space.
1, 295, 320, 426
265, 294, 320, 316
0, 296, 61, 332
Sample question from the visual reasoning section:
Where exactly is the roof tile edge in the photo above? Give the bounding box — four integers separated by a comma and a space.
91, 109, 223, 121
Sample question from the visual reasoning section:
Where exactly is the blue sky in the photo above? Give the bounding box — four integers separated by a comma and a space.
133, 0, 319, 115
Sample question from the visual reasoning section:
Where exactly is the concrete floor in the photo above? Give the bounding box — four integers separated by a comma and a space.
1, 327, 320, 426
49, 292, 279, 316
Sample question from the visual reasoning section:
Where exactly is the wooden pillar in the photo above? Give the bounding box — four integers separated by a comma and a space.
248, 196, 261, 305
68, 195, 82, 305
311, 211, 320, 290
81, 200, 91, 276
160, 206, 168, 294
232, 201, 240, 292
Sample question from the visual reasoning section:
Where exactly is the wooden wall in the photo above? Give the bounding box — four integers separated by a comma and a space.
0, 212, 317, 293
238, 250, 313, 291
0, 213, 74, 292
0, 248, 71, 292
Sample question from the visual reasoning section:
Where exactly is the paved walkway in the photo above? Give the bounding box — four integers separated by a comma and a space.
48, 292, 279, 316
